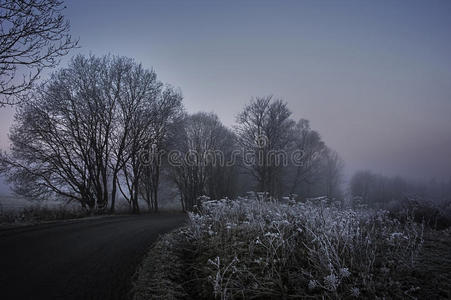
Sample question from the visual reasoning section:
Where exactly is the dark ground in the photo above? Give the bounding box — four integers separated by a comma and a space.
409, 229, 451, 299
0, 213, 187, 300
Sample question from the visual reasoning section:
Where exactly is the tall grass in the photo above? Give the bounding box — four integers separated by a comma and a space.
134, 197, 424, 299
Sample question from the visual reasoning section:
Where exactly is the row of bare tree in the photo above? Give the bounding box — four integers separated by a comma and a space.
0, 55, 183, 212
170, 96, 344, 209
350, 170, 451, 208
0, 55, 344, 212
235, 96, 344, 200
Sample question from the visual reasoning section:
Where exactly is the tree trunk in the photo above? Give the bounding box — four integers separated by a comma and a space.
110, 173, 118, 213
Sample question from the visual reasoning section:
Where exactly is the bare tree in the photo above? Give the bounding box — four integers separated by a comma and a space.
289, 119, 326, 196
350, 171, 411, 207
170, 112, 234, 210
0, 54, 177, 214
117, 108, 147, 214
204, 126, 238, 200
111, 58, 162, 213
139, 86, 184, 212
349, 170, 375, 205
0, 0, 77, 105
0, 55, 122, 210
235, 96, 295, 198
321, 148, 344, 200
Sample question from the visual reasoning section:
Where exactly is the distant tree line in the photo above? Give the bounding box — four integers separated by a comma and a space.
350, 170, 451, 208
0, 54, 344, 212
234, 96, 344, 201
349, 170, 451, 228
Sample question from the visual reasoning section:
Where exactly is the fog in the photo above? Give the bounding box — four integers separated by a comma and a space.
1, 0, 451, 196
1, 2, 451, 299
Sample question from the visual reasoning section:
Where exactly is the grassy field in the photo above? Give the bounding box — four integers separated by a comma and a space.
0, 195, 51, 211
0, 195, 86, 225
0, 195, 183, 226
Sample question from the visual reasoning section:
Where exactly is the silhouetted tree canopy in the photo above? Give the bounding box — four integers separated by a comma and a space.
0, 0, 77, 105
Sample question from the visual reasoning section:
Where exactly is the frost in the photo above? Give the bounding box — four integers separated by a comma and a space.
350, 287, 360, 297
340, 267, 351, 278
324, 273, 338, 291
308, 279, 318, 290
185, 196, 423, 298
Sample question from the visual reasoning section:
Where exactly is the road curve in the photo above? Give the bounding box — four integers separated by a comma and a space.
0, 213, 187, 300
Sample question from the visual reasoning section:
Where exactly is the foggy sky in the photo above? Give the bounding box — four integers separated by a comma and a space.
1, 0, 451, 193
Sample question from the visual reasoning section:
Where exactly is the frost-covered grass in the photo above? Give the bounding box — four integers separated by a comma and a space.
0, 203, 88, 225
0, 195, 182, 226
0, 195, 86, 225
133, 198, 424, 299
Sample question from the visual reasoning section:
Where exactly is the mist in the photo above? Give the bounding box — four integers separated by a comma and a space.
1, 0, 451, 194
1, 1, 451, 299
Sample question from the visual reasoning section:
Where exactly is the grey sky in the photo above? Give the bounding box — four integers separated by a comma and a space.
1, 0, 450, 194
